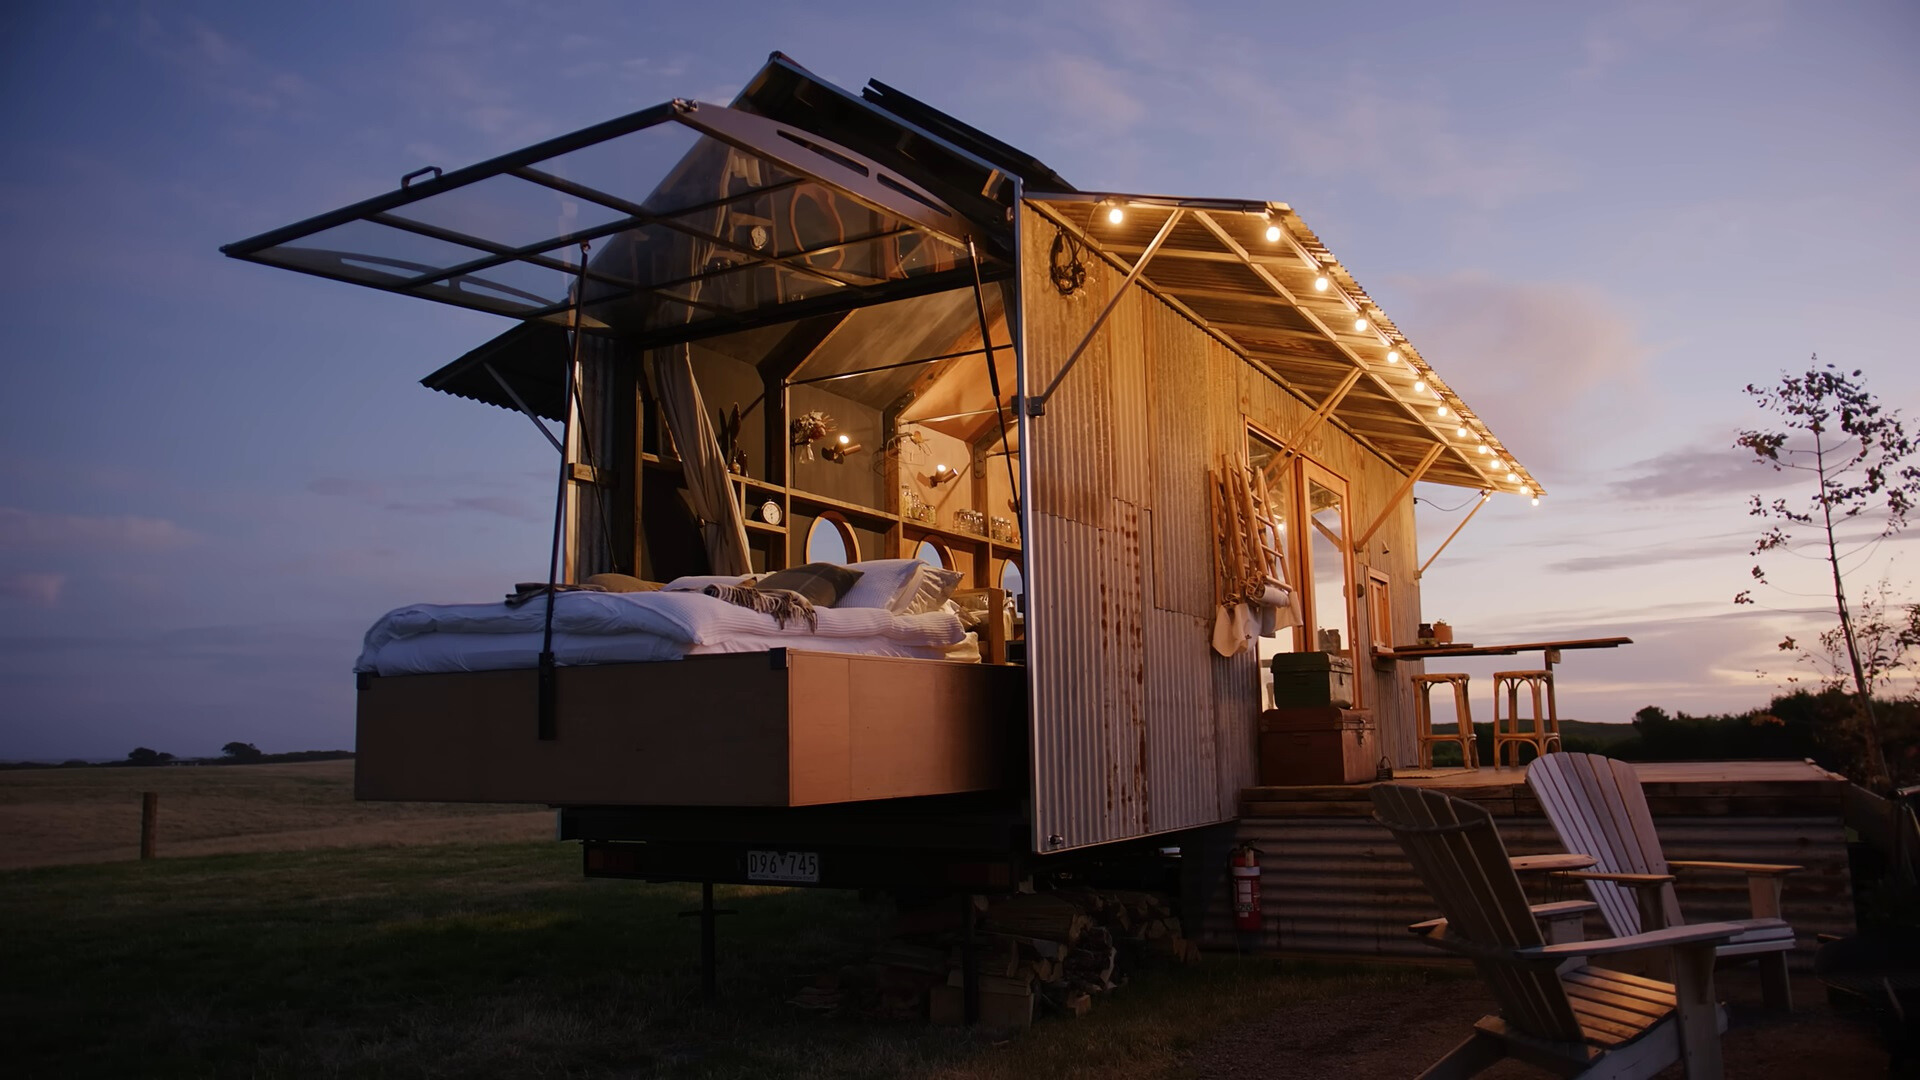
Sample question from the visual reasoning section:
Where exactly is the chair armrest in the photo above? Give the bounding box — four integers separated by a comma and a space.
1562, 870, 1675, 888
1524, 920, 1745, 959
1669, 861, 1800, 920
1668, 860, 1802, 876
1408, 900, 1600, 946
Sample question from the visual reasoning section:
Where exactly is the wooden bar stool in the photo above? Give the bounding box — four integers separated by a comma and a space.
1492, 669, 1559, 766
1413, 673, 1478, 769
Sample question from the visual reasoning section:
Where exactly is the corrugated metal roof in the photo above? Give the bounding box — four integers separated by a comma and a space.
1027, 195, 1539, 496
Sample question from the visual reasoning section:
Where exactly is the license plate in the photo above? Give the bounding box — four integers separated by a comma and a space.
746, 850, 819, 884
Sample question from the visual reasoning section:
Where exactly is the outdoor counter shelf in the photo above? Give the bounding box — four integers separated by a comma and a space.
1374, 636, 1633, 668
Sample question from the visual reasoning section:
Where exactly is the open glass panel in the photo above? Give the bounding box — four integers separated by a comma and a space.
1301, 459, 1358, 693
224, 103, 987, 345
1248, 429, 1297, 707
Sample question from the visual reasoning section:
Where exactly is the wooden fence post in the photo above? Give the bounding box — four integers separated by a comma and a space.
140, 791, 158, 860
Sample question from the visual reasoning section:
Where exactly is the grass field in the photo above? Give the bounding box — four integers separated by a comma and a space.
1, 759, 1447, 1078
0, 760, 549, 869
4, 841, 1449, 1079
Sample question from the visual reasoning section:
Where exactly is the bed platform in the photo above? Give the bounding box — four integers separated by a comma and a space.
355, 649, 1024, 807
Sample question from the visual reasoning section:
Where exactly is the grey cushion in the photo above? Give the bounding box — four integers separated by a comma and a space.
754, 562, 863, 607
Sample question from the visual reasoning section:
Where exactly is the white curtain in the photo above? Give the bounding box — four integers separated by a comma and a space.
655, 343, 752, 576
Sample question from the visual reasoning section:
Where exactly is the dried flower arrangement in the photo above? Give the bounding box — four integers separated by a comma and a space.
791, 410, 836, 462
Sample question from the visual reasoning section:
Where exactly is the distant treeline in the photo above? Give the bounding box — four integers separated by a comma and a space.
0, 749, 355, 770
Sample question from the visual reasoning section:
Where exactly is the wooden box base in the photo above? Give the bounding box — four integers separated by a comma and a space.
355, 650, 1024, 807
1258, 707, 1377, 786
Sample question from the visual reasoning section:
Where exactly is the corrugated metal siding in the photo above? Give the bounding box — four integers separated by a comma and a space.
1146, 608, 1216, 829
1029, 510, 1105, 849
1147, 303, 1210, 619
1201, 812, 1855, 968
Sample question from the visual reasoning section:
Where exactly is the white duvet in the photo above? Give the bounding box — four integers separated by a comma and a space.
354, 589, 970, 676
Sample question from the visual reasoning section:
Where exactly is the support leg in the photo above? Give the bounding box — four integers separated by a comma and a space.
1758, 951, 1793, 1011
1669, 943, 1726, 1080
678, 881, 736, 1001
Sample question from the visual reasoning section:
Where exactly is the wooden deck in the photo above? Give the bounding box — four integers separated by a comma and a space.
1204, 759, 1855, 965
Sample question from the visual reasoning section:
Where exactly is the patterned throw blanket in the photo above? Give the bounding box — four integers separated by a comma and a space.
701, 583, 818, 631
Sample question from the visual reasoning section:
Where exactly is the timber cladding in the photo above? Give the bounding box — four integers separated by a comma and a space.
1019, 203, 1424, 852
355, 652, 1023, 807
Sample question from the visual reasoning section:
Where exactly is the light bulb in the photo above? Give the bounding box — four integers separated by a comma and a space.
1478, 444, 1491, 455
1507, 471, 1520, 482
1314, 271, 1330, 291
1264, 223, 1282, 242
1385, 349, 1399, 363
838, 434, 851, 445
935, 463, 949, 474
1455, 426, 1468, 438
1353, 316, 1369, 333
1106, 205, 1124, 225
1437, 405, 1449, 418
1413, 379, 1426, 393
1531, 496, 1540, 506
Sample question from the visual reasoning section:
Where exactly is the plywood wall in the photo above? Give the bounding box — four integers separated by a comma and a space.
1021, 204, 1425, 851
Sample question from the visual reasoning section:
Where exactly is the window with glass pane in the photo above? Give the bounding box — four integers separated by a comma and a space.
1303, 464, 1355, 681
1249, 429, 1297, 708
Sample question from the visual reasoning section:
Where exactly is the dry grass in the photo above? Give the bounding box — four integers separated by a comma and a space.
2, 840, 1440, 1079
0, 760, 549, 869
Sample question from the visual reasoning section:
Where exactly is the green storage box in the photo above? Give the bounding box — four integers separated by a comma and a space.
1269, 652, 1355, 708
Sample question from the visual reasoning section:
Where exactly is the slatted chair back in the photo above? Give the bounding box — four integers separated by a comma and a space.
1369, 784, 1585, 1044
1527, 752, 1685, 935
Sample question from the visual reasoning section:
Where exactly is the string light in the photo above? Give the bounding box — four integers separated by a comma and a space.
1531, 495, 1540, 506
1106, 204, 1124, 225
1314, 268, 1331, 291
1264, 220, 1282, 243
1478, 444, 1491, 455
1437, 405, 1450, 418
1507, 471, 1520, 482
1353, 316, 1369, 333
1385, 349, 1400, 363
1413, 379, 1426, 393
1455, 426, 1468, 438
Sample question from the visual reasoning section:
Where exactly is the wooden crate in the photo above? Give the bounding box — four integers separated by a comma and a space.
1259, 707, 1377, 786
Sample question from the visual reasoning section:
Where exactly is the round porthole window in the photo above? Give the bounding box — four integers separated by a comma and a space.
805, 514, 857, 565
915, 539, 951, 569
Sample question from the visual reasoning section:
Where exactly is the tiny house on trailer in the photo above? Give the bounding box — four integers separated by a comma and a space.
223, 54, 1537, 895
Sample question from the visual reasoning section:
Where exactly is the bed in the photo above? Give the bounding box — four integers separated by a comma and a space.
353, 562, 1022, 808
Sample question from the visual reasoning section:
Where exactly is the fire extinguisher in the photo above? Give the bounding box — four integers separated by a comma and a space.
1231, 845, 1262, 933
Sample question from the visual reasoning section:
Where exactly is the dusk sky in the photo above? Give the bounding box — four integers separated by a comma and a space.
2, 1, 1916, 760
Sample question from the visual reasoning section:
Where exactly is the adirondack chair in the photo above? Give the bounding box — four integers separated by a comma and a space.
1371, 784, 1741, 1079
1526, 752, 1800, 1010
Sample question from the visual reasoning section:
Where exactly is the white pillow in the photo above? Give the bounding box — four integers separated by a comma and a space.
892, 563, 965, 615
835, 560, 925, 610
661, 573, 756, 592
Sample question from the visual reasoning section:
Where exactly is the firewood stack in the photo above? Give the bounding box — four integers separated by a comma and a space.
868, 887, 1199, 1030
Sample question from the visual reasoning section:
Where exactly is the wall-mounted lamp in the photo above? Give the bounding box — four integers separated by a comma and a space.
924, 462, 960, 487
821, 433, 863, 464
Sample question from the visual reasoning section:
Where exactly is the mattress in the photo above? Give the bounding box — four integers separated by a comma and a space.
354, 589, 972, 676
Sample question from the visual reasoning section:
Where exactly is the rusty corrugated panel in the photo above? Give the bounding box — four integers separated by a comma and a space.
1102, 497, 1149, 834
1211, 650, 1260, 819
1029, 509, 1105, 850
1199, 812, 1855, 969
1146, 302, 1211, 618
1024, 202, 1244, 850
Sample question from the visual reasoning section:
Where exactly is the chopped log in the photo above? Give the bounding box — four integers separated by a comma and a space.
982, 893, 1091, 944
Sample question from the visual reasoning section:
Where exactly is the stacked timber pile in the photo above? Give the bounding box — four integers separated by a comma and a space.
862, 888, 1199, 1030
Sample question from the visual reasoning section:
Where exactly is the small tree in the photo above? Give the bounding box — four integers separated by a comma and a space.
1736, 358, 1920, 788
220, 741, 264, 763
126, 747, 173, 766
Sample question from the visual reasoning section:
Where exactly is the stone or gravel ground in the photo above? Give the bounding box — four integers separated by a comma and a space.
1177, 968, 1898, 1079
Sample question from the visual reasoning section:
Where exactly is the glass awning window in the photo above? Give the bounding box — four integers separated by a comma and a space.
223, 101, 990, 342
